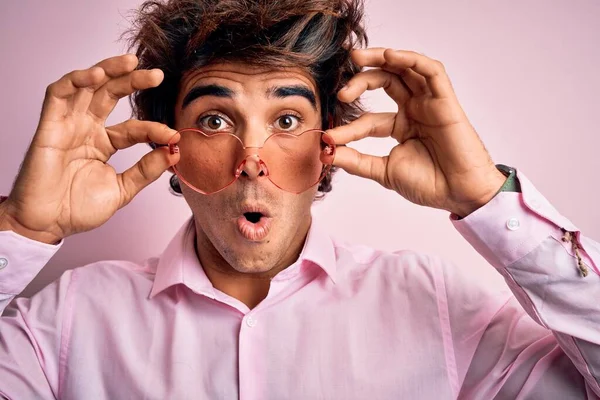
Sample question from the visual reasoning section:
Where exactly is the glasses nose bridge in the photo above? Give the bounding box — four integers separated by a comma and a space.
235, 152, 269, 180
232, 126, 270, 180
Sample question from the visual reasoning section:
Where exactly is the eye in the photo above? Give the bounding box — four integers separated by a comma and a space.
198, 114, 230, 132
275, 114, 301, 131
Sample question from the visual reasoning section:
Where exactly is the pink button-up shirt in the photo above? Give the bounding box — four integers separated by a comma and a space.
1, 171, 599, 399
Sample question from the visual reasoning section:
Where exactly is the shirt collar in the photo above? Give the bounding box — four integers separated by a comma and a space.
149, 216, 337, 299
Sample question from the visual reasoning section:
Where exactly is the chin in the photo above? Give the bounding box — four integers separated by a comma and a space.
222, 240, 280, 272
232, 260, 277, 274
221, 220, 277, 251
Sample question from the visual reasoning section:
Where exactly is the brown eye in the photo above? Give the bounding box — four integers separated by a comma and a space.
276, 115, 299, 131
205, 115, 223, 130
199, 114, 230, 131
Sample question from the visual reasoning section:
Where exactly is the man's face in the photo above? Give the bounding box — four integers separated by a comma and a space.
173, 62, 322, 275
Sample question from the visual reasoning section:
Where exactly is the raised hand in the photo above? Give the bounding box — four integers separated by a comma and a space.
0, 54, 180, 244
328, 48, 506, 218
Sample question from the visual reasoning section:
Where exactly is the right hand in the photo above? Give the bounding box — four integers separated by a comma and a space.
0, 54, 181, 245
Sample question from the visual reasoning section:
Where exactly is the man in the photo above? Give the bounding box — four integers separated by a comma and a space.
0, 0, 598, 398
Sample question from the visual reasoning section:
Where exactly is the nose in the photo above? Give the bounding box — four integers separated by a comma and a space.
236, 154, 268, 180
235, 122, 270, 180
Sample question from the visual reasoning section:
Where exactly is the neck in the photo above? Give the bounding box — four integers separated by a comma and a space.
193, 219, 310, 310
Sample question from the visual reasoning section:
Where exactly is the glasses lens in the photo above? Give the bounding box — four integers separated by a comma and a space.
262, 130, 334, 193
173, 129, 241, 194
173, 129, 336, 194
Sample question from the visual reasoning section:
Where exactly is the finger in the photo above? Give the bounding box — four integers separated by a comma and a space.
349, 48, 429, 96
396, 68, 430, 96
352, 48, 454, 98
350, 46, 387, 66
42, 54, 139, 120
333, 145, 388, 187
105, 119, 180, 151
382, 50, 454, 98
117, 146, 180, 208
45, 67, 106, 100
93, 53, 139, 79
338, 69, 410, 106
88, 69, 164, 120
326, 112, 396, 144
42, 67, 106, 120
71, 54, 141, 115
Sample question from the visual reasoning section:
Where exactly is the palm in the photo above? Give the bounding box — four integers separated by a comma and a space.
330, 48, 505, 216
13, 118, 122, 237
383, 96, 474, 209
384, 138, 444, 209
3, 54, 180, 243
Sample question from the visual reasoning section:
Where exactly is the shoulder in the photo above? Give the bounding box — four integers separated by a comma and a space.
68, 256, 160, 300
331, 239, 446, 291
330, 238, 511, 308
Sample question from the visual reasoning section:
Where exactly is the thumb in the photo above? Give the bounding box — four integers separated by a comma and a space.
117, 145, 180, 207
333, 145, 388, 187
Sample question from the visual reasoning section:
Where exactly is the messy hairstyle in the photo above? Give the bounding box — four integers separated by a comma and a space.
124, 0, 367, 198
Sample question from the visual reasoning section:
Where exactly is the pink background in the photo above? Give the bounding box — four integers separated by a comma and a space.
1, 1, 598, 297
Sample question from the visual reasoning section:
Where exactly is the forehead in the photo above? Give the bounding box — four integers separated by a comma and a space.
178, 62, 318, 104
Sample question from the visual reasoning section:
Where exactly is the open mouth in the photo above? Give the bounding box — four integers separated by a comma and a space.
244, 212, 263, 224
237, 207, 272, 241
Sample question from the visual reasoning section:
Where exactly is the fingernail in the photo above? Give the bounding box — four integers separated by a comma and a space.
340, 85, 349, 91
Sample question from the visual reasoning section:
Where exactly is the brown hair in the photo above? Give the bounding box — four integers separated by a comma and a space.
124, 0, 367, 197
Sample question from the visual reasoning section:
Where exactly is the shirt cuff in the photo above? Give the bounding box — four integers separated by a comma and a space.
0, 230, 63, 295
450, 170, 598, 273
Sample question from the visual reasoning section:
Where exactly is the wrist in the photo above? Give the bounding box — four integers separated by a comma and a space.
451, 169, 508, 218
0, 198, 62, 245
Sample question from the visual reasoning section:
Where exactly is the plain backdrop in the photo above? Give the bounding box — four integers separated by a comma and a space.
0, 0, 598, 297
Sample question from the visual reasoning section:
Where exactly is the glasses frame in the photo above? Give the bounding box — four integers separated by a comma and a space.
167, 127, 336, 195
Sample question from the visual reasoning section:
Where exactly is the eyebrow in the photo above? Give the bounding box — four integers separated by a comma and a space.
181, 84, 235, 109
181, 83, 318, 110
267, 85, 317, 110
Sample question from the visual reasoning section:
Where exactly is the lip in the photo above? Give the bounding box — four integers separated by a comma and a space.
239, 203, 272, 218
237, 215, 272, 241
235, 203, 273, 242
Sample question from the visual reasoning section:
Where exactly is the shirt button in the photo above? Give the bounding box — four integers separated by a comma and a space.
0, 258, 7, 270
506, 218, 520, 231
246, 316, 257, 327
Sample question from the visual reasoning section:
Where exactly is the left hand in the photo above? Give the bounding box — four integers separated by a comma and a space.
327, 48, 507, 218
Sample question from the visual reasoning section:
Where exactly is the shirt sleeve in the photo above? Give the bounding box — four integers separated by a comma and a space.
0, 230, 68, 399
447, 169, 600, 399
0, 230, 63, 314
